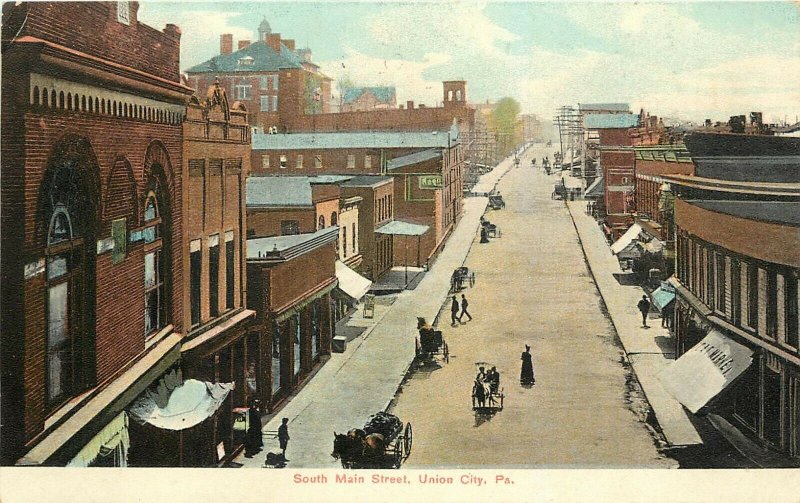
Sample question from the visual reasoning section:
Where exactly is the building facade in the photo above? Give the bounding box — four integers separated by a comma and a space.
246, 229, 338, 411
341, 86, 397, 112
341, 176, 396, 281
1, 1, 192, 466
664, 132, 800, 462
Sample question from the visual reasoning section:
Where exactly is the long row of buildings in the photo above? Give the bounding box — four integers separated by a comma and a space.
574, 105, 800, 463
0, 2, 483, 467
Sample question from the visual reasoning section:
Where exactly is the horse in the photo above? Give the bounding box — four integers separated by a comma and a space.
332, 429, 386, 467
472, 379, 489, 408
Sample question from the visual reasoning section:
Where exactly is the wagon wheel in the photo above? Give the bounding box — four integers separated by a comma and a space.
469, 272, 476, 288
443, 341, 450, 363
415, 337, 421, 357
499, 387, 505, 410
393, 438, 404, 467
404, 423, 413, 458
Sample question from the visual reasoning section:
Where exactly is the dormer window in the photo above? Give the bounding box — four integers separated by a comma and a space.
238, 56, 255, 67
117, 1, 130, 25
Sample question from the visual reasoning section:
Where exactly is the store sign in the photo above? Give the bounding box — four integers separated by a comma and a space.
418, 175, 443, 189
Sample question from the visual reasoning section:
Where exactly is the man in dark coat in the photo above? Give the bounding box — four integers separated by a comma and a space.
451, 296, 460, 326
637, 295, 651, 328
459, 294, 472, 322
520, 345, 535, 385
278, 417, 290, 460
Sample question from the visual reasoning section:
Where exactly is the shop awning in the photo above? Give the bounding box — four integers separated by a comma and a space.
375, 220, 429, 236
335, 260, 372, 301
585, 176, 604, 198
651, 281, 676, 311
67, 412, 129, 468
658, 330, 754, 413
610, 223, 642, 255
129, 369, 234, 431
641, 237, 665, 254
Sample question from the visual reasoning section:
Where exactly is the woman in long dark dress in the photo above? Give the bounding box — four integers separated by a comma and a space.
520, 345, 535, 385
245, 400, 263, 456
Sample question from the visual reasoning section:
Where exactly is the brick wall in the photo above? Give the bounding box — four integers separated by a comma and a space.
264, 244, 336, 314
286, 105, 474, 134
3, 2, 181, 83
248, 208, 316, 238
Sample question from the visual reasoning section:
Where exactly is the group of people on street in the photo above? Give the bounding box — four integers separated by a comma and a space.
244, 401, 290, 465
451, 294, 472, 326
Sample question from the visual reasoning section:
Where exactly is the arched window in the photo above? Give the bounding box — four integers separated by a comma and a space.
95, 97, 99, 113
67, 93, 73, 110
456, 90, 462, 101
142, 188, 166, 336
81, 95, 87, 111
43, 87, 49, 107
33, 86, 40, 106
43, 158, 93, 407
330, 212, 338, 226
318, 215, 325, 229
448, 90, 453, 101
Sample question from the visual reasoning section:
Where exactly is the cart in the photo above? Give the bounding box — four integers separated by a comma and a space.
416, 318, 449, 363
450, 266, 476, 292
472, 363, 505, 411
488, 194, 506, 210
332, 412, 412, 469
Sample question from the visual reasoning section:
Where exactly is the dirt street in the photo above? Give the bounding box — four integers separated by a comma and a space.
390, 145, 676, 468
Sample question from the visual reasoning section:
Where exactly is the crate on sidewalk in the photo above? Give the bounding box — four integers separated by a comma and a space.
363, 294, 376, 319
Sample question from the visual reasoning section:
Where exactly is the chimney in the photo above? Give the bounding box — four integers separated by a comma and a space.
283, 39, 295, 51
220, 34, 233, 55
238, 39, 251, 50
267, 33, 281, 53
406, 100, 414, 110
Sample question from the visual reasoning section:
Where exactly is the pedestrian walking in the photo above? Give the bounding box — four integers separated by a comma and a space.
278, 417, 290, 460
244, 399, 263, 457
459, 294, 472, 322
520, 345, 535, 385
637, 295, 651, 328
450, 296, 460, 326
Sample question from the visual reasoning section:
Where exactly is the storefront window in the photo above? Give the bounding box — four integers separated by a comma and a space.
271, 322, 281, 397
293, 314, 301, 377
733, 362, 759, 432
311, 300, 321, 359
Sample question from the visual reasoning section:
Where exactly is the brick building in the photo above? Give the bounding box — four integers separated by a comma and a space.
185, 19, 332, 134
341, 86, 397, 112
341, 176, 396, 281
661, 132, 800, 462
246, 228, 338, 411
584, 113, 640, 240
1, 2, 193, 466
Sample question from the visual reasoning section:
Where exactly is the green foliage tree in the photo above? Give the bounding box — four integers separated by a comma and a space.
490, 97, 523, 157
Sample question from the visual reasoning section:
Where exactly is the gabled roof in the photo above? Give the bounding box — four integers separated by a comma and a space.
253, 128, 460, 150
584, 113, 639, 129
246, 176, 312, 207
387, 149, 442, 171
248, 226, 339, 261
343, 86, 396, 104
185, 40, 303, 73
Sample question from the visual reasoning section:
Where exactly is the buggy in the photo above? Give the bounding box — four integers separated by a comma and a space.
332, 412, 412, 469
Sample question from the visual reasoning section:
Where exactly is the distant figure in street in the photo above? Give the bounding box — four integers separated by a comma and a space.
480, 226, 490, 243
637, 295, 651, 328
459, 294, 472, 322
488, 366, 500, 393
278, 417, 290, 460
520, 345, 535, 385
451, 296, 460, 326
245, 399, 263, 457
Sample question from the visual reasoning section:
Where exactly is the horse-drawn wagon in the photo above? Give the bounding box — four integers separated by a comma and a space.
488, 194, 506, 210
416, 318, 449, 363
332, 412, 412, 468
450, 266, 476, 292
472, 363, 505, 411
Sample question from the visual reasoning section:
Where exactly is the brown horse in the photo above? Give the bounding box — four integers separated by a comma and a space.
332, 429, 386, 467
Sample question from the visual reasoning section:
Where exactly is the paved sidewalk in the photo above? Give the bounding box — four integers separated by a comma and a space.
236, 152, 523, 468
566, 200, 702, 447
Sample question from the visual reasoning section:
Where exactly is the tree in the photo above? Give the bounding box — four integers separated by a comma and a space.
490, 97, 523, 157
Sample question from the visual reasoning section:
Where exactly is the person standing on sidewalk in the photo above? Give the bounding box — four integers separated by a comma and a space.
278, 417, 290, 460
451, 296, 460, 326
637, 295, 651, 328
459, 294, 472, 322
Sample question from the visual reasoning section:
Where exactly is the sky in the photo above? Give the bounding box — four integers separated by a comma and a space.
138, 1, 800, 124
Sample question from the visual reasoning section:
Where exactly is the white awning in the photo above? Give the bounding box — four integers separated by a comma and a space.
129, 370, 234, 431
335, 260, 372, 301
658, 330, 754, 413
67, 412, 129, 468
610, 223, 642, 255
375, 220, 429, 236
